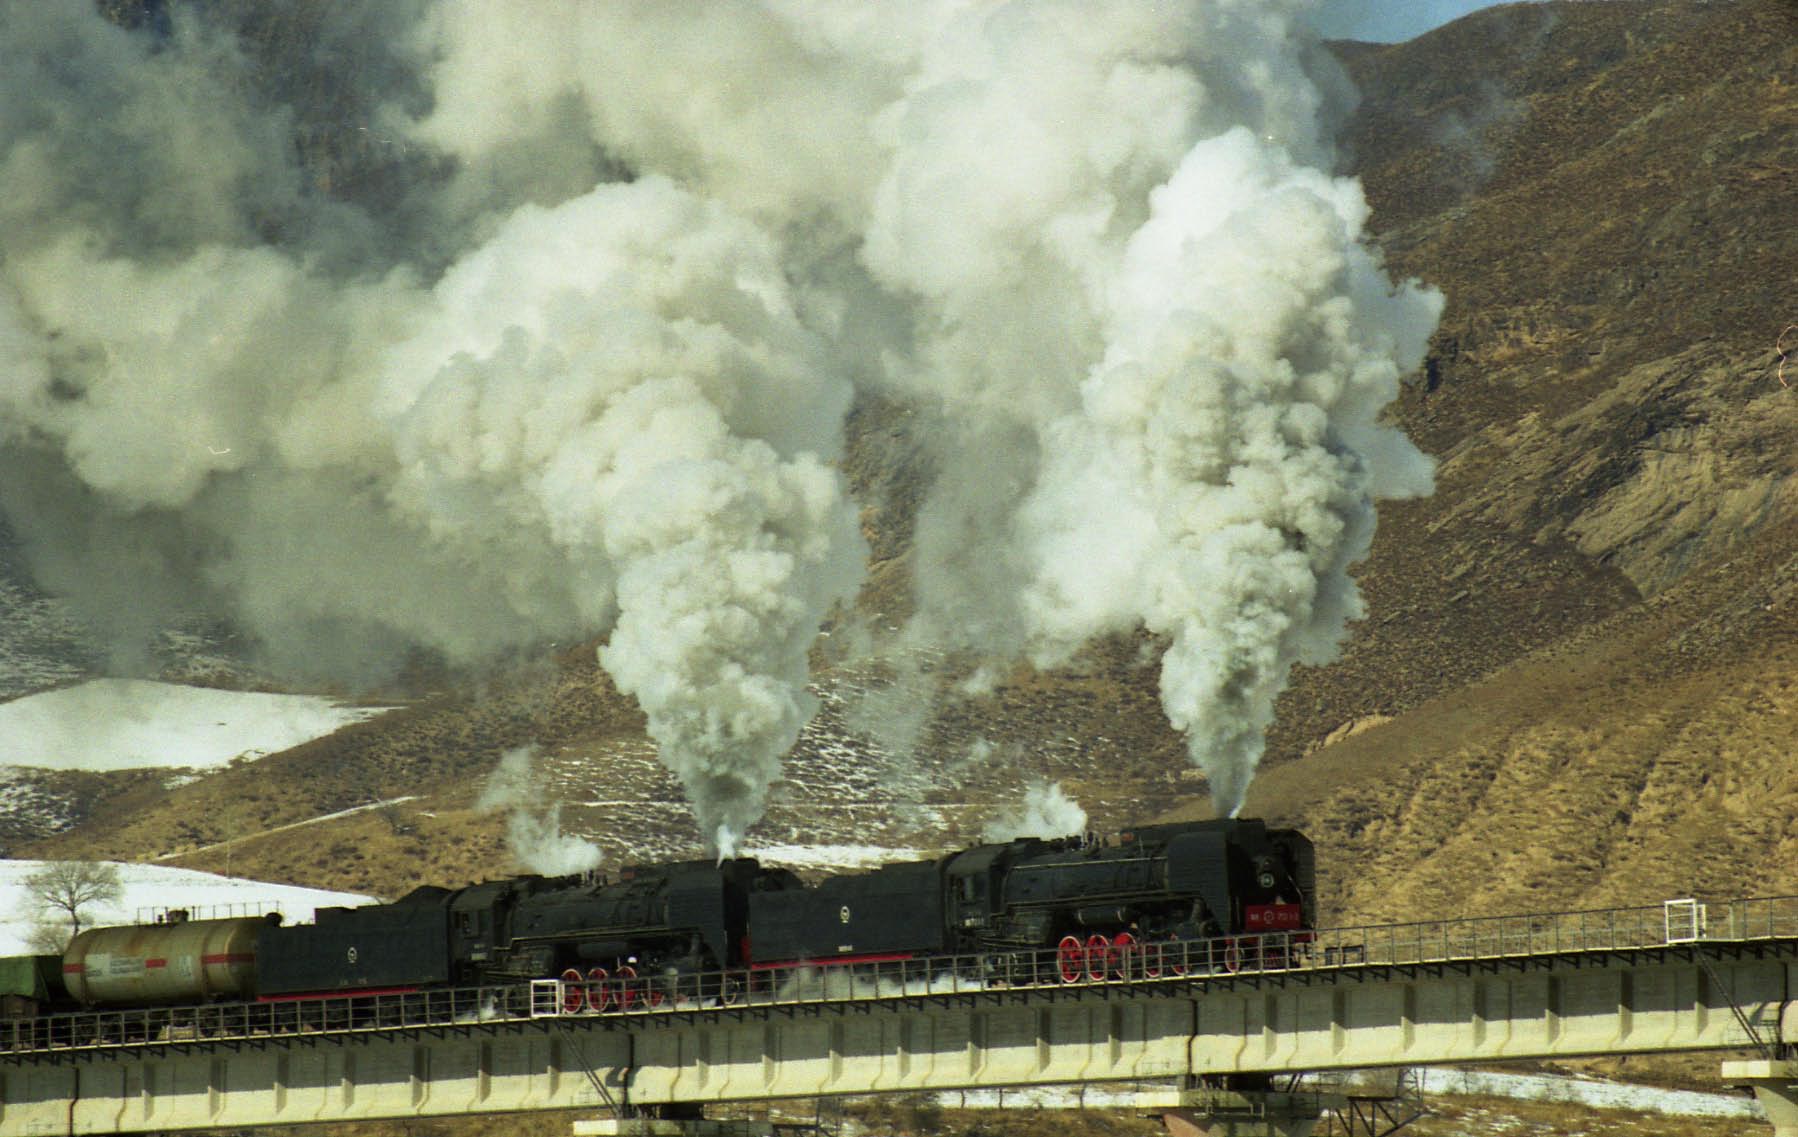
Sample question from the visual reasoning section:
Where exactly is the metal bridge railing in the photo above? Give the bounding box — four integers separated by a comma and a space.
6, 895, 1797, 1057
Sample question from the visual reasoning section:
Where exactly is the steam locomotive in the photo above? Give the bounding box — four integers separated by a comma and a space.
10, 818, 1313, 1015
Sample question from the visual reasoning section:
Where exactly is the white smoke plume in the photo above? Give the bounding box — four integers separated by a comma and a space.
0, 0, 1435, 836
475, 746, 602, 876
0, 2, 864, 851
852, 2, 1440, 815
982, 782, 1089, 843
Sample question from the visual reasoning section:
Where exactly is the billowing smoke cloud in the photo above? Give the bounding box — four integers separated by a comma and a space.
0, 2, 864, 852
0, 0, 1434, 837
1013, 130, 1441, 813
475, 746, 602, 876
981, 782, 1089, 843
852, 2, 1440, 815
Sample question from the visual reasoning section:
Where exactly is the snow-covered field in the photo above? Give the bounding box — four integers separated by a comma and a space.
1409, 1067, 1760, 1120
0, 860, 373, 955
744, 843, 926, 870
0, 678, 390, 772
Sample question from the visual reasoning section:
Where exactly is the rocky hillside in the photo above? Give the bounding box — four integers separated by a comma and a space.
16, 0, 1798, 939
1247, 0, 1798, 923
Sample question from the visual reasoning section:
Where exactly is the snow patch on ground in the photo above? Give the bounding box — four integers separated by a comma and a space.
0, 860, 374, 956
743, 844, 927, 870
0, 769, 75, 835
0, 581, 91, 702
0, 679, 391, 772
1410, 1066, 1760, 1119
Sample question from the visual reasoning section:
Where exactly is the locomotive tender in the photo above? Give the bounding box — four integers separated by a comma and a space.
19, 818, 1312, 1014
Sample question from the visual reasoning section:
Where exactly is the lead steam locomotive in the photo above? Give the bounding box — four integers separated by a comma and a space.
12, 818, 1312, 1017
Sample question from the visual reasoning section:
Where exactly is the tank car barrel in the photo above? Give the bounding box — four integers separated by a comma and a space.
62, 914, 278, 1005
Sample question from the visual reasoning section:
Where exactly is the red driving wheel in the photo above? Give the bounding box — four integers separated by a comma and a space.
1112, 932, 1137, 980
1142, 941, 1163, 978
1084, 934, 1112, 982
1057, 935, 1085, 983
559, 968, 585, 1014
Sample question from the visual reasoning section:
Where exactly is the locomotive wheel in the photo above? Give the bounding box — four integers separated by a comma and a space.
1141, 940, 1163, 978
1112, 932, 1137, 980
1167, 940, 1189, 976
719, 974, 744, 1006
1056, 935, 1085, 983
585, 967, 611, 1014
1004, 952, 1037, 986
614, 965, 639, 1010
1084, 934, 1112, 982
1223, 943, 1242, 973
560, 968, 586, 1014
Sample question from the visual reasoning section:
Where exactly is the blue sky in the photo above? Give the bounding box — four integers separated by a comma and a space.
1312, 0, 1510, 43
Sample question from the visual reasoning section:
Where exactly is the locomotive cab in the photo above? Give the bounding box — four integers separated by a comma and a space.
944, 842, 1030, 937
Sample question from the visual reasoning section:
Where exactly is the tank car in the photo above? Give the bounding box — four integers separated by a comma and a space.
61, 910, 279, 1005
0, 953, 64, 1017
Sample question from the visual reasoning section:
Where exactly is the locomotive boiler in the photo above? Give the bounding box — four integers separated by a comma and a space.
746, 818, 1313, 977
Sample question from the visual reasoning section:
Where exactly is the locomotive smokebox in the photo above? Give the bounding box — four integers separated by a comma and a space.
63, 914, 280, 1005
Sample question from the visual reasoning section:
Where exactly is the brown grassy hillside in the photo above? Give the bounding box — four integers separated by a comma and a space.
1230, 0, 1798, 920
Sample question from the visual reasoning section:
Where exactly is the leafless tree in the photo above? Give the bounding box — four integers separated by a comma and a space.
25, 919, 71, 955
24, 861, 123, 941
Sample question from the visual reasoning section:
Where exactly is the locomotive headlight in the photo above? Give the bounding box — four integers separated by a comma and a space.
1253, 855, 1282, 891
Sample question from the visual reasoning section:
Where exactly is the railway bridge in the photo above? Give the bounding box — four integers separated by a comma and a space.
2, 896, 1795, 1137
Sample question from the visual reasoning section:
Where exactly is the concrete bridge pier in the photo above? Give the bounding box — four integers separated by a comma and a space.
1724, 1060, 1798, 1136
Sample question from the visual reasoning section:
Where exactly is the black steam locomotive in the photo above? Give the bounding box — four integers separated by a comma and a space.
25, 818, 1312, 1015
746, 818, 1312, 984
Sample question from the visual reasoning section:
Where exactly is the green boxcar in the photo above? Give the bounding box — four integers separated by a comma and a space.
0, 954, 63, 1017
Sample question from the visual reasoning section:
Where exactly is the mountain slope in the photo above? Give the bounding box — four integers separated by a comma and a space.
1226, 0, 1798, 916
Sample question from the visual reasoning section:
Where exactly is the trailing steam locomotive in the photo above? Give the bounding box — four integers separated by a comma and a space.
6, 818, 1313, 1016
